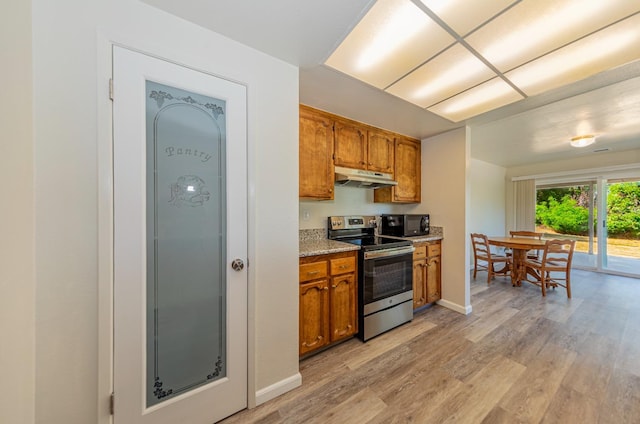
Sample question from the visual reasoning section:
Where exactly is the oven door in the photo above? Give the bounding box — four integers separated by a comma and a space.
362, 247, 414, 307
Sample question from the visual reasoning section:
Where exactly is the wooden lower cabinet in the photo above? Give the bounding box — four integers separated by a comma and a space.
413, 257, 427, 309
299, 279, 330, 355
299, 251, 357, 356
412, 240, 441, 310
330, 272, 357, 341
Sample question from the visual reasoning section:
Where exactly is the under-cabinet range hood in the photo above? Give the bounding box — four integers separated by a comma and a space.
334, 166, 398, 189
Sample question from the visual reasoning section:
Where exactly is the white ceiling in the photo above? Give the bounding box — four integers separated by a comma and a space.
142, 0, 640, 168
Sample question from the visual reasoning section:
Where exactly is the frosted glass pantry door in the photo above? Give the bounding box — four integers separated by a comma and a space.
113, 46, 247, 424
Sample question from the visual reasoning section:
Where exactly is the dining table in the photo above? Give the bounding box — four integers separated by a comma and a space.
487, 236, 547, 287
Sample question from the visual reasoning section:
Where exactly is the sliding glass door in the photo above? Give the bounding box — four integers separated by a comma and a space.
601, 178, 640, 276
536, 178, 640, 278
536, 181, 597, 268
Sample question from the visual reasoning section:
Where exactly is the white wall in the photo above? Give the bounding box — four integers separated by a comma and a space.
469, 158, 507, 236
422, 128, 471, 313
0, 1, 35, 423
30, 0, 299, 422
468, 158, 507, 272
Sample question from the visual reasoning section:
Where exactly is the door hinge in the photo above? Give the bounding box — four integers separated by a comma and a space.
109, 78, 114, 101
110, 392, 115, 415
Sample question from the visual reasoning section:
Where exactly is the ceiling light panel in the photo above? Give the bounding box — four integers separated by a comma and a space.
386, 44, 497, 108
465, 0, 640, 73
418, 0, 517, 37
506, 13, 640, 96
427, 78, 523, 122
325, 0, 455, 89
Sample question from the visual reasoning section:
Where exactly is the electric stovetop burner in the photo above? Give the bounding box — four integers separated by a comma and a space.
339, 235, 411, 251
327, 215, 412, 251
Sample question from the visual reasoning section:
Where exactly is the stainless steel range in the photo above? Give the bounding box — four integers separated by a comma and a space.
328, 216, 414, 341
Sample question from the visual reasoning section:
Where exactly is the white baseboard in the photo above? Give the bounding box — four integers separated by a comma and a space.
437, 298, 472, 315
254, 372, 302, 407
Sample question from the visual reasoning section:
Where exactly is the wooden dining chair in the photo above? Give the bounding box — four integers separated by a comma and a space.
509, 230, 543, 259
523, 239, 576, 297
470, 233, 510, 285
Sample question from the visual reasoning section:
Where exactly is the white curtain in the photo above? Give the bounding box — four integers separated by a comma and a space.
514, 179, 536, 231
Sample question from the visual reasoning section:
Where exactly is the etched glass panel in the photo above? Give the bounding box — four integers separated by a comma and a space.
145, 81, 226, 407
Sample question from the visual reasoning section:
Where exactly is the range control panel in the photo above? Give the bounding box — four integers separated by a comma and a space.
328, 215, 377, 230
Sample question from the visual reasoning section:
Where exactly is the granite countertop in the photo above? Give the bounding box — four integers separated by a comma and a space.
299, 238, 360, 258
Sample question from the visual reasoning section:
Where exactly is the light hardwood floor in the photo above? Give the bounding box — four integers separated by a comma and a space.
221, 269, 640, 423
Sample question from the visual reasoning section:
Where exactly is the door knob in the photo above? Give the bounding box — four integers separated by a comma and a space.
231, 259, 244, 271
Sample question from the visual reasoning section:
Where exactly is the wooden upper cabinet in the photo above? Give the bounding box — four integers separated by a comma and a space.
299, 104, 420, 202
374, 136, 421, 203
334, 119, 394, 173
299, 105, 334, 200
367, 129, 394, 173
334, 119, 366, 169
394, 137, 421, 202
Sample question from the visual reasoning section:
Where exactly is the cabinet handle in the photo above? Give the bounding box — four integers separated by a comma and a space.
339, 265, 347, 269
328, 188, 333, 193
324, 287, 329, 290
307, 271, 319, 275
332, 285, 337, 288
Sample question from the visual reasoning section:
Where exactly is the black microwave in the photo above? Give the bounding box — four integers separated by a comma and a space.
380, 214, 430, 237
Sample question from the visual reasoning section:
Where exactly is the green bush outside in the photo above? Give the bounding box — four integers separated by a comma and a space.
536, 182, 640, 238
606, 183, 640, 238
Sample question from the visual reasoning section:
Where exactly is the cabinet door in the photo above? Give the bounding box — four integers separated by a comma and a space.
367, 129, 394, 173
374, 135, 421, 204
334, 119, 367, 169
426, 255, 441, 304
394, 137, 421, 202
412, 259, 427, 309
299, 107, 334, 199
299, 279, 330, 355
330, 273, 357, 342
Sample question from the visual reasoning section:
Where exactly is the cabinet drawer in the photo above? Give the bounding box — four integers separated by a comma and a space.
413, 245, 427, 260
299, 261, 328, 282
330, 256, 356, 275
427, 242, 441, 257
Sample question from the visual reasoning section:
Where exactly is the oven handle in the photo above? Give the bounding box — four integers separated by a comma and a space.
364, 246, 415, 260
